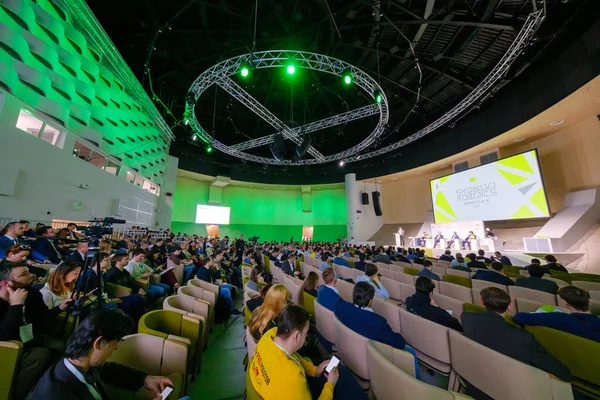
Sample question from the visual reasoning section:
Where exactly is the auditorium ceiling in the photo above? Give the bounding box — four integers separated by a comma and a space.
87, 0, 600, 183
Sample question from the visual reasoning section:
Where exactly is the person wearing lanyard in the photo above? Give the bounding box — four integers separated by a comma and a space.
28, 309, 178, 400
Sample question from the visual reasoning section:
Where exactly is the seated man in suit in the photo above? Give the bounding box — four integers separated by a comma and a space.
32, 226, 62, 264
492, 251, 512, 266
462, 287, 571, 399
516, 263, 559, 295
433, 232, 444, 249
462, 231, 477, 250
475, 249, 492, 264
335, 282, 420, 379
543, 255, 569, 273
446, 232, 460, 249
64, 242, 89, 265
406, 277, 462, 331
514, 286, 600, 342
472, 262, 515, 287
28, 309, 174, 399
353, 253, 367, 272
332, 249, 351, 268
0, 221, 25, 250
415, 232, 431, 247
439, 250, 454, 262
282, 253, 300, 277
466, 253, 487, 270
416, 260, 440, 281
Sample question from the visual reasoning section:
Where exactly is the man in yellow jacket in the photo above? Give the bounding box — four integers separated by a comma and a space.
248, 305, 366, 400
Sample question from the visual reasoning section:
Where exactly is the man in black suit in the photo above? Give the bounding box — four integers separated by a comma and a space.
543, 254, 569, 273
462, 287, 572, 399
406, 277, 462, 331
235, 235, 245, 258
28, 309, 173, 400
439, 250, 454, 262
282, 253, 299, 277
516, 263, 559, 295
475, 249, 492, 264
433, 231, 444, 249
65, 242, 89, 266
32, 226, 62, 264
466, 253, 487, 270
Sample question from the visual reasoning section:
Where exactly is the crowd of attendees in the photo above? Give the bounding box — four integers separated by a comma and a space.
1, 219, 599, 399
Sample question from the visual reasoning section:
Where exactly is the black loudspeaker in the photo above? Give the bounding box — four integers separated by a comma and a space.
292, 136, 311, 162
361, 193, 369, 205
372, 191, 383, 216
269, 134, 286, 161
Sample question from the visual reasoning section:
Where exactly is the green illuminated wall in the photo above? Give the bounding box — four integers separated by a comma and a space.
171, 177, 346, 241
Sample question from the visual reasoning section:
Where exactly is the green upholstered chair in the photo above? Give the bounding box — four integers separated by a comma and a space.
404, 267, 420, 276
244, 304, 253, 326
0, 341, 23, 400
347, 260, 355, 268
302, 292, 316, 321
443, 274, 473, 289
463, 302, 485, 314
525, 325, 600, 399
139, 310, 203, 376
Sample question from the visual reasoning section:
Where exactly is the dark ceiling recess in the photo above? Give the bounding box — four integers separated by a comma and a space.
88, 0, 600, 184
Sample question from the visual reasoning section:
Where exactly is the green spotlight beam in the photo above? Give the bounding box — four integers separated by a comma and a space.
286, 65, 296, 75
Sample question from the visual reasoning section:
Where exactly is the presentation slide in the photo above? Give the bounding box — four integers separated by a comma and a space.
195, 205, 231, 225
430, 150, 550, 223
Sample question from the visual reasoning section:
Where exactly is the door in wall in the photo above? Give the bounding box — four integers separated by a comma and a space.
302, 226, 314, 241
206, 224, 220, 238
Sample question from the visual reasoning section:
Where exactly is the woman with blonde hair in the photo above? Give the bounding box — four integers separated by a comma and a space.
249, 284, 290, 341
297, 271, 319, 306
40, 260, 81, 309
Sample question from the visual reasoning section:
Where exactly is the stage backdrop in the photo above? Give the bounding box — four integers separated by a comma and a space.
430, 150, 550, 223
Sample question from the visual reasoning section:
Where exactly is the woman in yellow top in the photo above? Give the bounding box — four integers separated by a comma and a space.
248, 305, 367, 400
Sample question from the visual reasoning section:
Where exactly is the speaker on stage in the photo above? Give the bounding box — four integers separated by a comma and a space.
361, 193, 369, 205
372, 191, 382, 216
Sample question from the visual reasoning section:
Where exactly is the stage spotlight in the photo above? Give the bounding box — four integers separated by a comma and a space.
191, 134, 197, 141
342, 70, 352, 85
287, 64, 296, 75
240, 65, 250, 78
374, 90, 383, 104
206, 145, 213, 153
339, 160, 345, 167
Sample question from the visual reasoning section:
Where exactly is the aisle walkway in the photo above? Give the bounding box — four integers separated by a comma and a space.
187, 312, 246, 399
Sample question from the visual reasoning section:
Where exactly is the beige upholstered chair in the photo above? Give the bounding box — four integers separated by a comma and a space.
314, 301, 337, 348
381, 276, 403, 301
432, 293, 465, 323
515, 297, 570, 314
107, 333, 187, 398
543, 276, 569, 287
399, 308, 454, 383
379, 268, 396, 280
508, 286, 557, 306
335, 279, 355, 302
163, 295, 209, 348
367, 340, 471, 400
446, 269, 471, 279
572, 280, 600, 292
372, 296, 402, 333
188, 278, 219, 297
177, 286, 216, 329
333, 316, 370, 388
283, 275, 302, 304
398, 282, 415, 303
395, 271, 415, 285
439, 281, 473, 303
471, 280, 507, 291
433, 267, 447, 277
448, 330, 573, 400
303, 264, 325, 285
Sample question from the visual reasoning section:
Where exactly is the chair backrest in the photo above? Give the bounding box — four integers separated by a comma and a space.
471, 279, 507, 291
443, 274, 472, 288
0, 341, 22, 400
439, 281, 473, 303
302, 292, 316, 318
399, 308, 451, 367
432, 292, 465, 323
178, 285, 216, 308
108, 333, 188, 377
395, 271, 415, 285
314, 301, 337, 345
448, 330, 574, 400
381, 276, 402, 301
590, 290, 600, 302
446, 269, 470, 279
335, 279, 355, 302
303, 264, 326, 285
246, 326, 258, 359
404, 267, 419, 276
368, 340, 457, 400
508, 286, 557, 306
399, 282, 416, 303
164, 295, 209, 321
189, 278, 219, 296
524, 325, 600, 386
572, 280, 600, 292
244, 284, 259, 298
380, 268, 396, 279
372, 297, 402, 333
543, 276, 569, 287
515, 297, 569, 314
334, 316, 370, 380
283, 276, 302, 304
433, 267, 447, 277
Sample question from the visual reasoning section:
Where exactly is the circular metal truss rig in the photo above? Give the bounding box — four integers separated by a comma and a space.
186, 9, 544, 167
185, 50, 389, 165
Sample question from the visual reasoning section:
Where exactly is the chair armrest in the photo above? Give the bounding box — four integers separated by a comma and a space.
385, 298, 403, 306
136, 279, 150, 289
181, 315, 202, 345
167, 335, 192, 347
202, 291, 217, 307
193, 299, 210, 319
106, 283, 132, 298
150, 274, 161, 284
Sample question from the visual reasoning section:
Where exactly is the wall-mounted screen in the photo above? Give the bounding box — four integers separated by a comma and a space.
195, 205, 230, 225
430, 150, 550, 223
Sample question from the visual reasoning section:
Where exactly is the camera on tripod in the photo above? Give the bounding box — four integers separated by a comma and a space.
249, 235, 260, 244
79, 217, 126, 239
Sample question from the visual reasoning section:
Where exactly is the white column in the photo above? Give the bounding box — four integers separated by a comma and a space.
345, 173, 358, 240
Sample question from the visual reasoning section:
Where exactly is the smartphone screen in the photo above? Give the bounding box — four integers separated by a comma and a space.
160, 386, 174, 400
325, 356, 340, 374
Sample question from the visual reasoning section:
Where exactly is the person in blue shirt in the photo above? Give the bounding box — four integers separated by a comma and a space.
355, 264, 389, 299
407, 249, 417, 261
332, 250, 350, 268
472, 262, 515, 287
416, 260, 440, 281
318, 253, 332, 272
335, 281, 420, 379
451, 255, 472, 273
514, 286, 600, 342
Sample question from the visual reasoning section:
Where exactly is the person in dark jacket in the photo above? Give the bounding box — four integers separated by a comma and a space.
335, 281, 420, 379
543, 254, 569, 273
439, 250, 454, 262
492, 251, 512, 266
514, 286, 600, 342
32, 226, 63, 263
466, 253, 487, 270
406, 277, 462, 331
475, 249, 492, 264
27, 309, 173, 400
472, 262, 515, 287
415, 260, 441, 281
354, 253, 367, 272
516, 264, 559, 295
462, 287, 572, 399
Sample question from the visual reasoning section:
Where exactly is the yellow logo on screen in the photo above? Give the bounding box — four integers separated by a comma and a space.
469, 177, 476, 182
